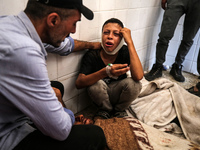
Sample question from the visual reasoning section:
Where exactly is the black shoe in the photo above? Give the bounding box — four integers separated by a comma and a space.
94, 110, 111, 120
187, 86, 200, 97
170, 63, 185, 82
114, 110, 128, 118
144, 63, 163, 81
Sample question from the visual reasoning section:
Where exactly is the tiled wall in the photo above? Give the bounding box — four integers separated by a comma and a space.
1, 0, 200, 113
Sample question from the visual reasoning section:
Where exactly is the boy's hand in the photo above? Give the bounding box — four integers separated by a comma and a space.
110, 64, 130, 77
120, 28, 133, 45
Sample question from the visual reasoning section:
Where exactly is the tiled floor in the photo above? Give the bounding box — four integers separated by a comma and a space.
75, 70, 200, 119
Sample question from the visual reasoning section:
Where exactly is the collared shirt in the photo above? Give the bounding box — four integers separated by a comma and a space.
44, 36, 74, 55
0, 11, 74, 150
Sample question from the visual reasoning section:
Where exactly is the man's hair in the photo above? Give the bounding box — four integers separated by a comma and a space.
102, 18, 124, 31
24, 0, 77, 20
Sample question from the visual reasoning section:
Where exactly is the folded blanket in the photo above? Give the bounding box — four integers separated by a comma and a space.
128, 78, 200, 145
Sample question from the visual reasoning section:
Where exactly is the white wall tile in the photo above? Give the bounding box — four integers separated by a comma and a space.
98, 11, 116, 27
137, 49, 146, 65
129, 0, 141, 9
141, 0, 160, 8
57, 52, 81, 78
64, 96, 78, 114
198, 31, 200, 45
146, 27, 156, 45
99, 0, 116, 11
131, 30, 140, 50
182, 59, 193, 72
185, 44, 196, 61
178, 15, 185, 25
81, 13, 100, 29
152, 25, 160, 43
0, 0, 27, 15
115, 0, 129, 10
114, 10, 128, 25
164, 56, 175, 67
193, 45, 200, 63
171, 25, 183, 42
194, 30, 200, 45
150, 43, 157, 59
191, 62, 199, 75
137, 45, 154, 66
145, 58, 156, 71
78, 12, 101, 41
59, 75, 79, 100
46, 53, 58, 81
166, 41, 180, 57
83, 0, 100, 12
138, 8, 150, 29
79, 27, 99, 41
139, 7, 162, 29
126, 9, 140, 30
77, 91, 92, 112
132, 28, 154, 50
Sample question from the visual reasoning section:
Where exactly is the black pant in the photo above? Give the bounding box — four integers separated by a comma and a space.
13, 125, 107, 150
156, 0, 200, 65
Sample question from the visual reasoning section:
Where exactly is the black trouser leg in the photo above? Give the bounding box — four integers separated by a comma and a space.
175, 0, 200, 65
14, 125, 107, 150
156, 2, 184, 65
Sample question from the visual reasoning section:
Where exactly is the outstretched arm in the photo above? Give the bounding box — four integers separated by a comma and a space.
76, 68, 107, 89
120, 27, 144, 81
45, 37, 101, 55
73, 39, 101, 52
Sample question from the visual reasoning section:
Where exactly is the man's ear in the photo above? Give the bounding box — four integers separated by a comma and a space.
46, 13, 61, 27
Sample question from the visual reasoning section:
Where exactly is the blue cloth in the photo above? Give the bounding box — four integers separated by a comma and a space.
64, 108, 75, 125
0, 11, 74, 150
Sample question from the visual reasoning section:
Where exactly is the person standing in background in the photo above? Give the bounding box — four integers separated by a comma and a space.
145, 0, 200, 82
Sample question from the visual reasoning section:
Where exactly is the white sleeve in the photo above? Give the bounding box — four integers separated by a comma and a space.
3, 45, 73, 141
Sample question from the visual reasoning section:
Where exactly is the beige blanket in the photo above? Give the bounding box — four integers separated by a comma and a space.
128, 78, 200, 145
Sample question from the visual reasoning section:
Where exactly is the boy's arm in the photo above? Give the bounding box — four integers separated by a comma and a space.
120, 27, 144, 81
73, 40, 101, 52
76, 64, 130, 89
75, 68, 107, 89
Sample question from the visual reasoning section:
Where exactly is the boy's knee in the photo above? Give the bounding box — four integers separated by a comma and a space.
124, 78, 142, 90
88, 80, 107, 92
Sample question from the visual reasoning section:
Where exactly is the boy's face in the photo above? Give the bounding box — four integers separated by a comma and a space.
102, 23, 122, 53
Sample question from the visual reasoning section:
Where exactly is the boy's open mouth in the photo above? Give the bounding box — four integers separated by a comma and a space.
105, 41, 114, 47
